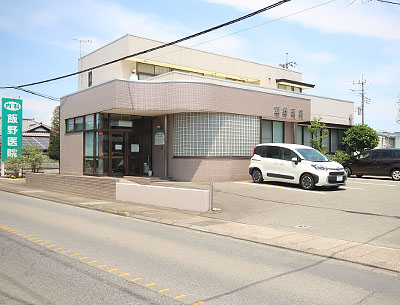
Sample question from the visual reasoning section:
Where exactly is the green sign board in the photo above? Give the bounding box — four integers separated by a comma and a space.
1, 98, 23, 161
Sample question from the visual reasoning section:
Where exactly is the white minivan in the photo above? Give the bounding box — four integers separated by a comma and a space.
249, 143, 346, 190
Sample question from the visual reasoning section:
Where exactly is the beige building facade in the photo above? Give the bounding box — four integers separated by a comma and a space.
60, 35, 353, 181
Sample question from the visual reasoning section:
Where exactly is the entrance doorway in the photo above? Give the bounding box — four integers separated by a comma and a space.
110, 131, 144, 176
83, 114, 152, 177
107, 116, 152, 177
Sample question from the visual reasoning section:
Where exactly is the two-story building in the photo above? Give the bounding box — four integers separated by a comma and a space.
60, 34, 353, 181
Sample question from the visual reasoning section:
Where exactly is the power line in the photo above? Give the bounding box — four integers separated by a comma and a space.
376, 0, 400, 5
14, 88, 59, 102
0, 0, 291, 90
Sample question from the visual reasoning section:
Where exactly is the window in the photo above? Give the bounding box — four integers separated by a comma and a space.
88, 71, 92, 87
173, 113, 259, 157
84, 132, 95, 173
137, 63, 155, 74
282, 148, 298, 161
297, 126, 303, 144
331, 129, 339, 152
262, 120, 284, 143
74, 117, 83, 131
265, 146, 281, 159
67, 119, 74, 132
273, 121, 284, 143
155, 66, 170, 75
394, 150, 400, 158
261, 120, 272, 143
85, 114, 95, 130
357, 152, 370, 160
254, 146, 267, 157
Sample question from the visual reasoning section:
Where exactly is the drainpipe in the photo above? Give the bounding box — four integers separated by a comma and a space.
164, 115, 168, 178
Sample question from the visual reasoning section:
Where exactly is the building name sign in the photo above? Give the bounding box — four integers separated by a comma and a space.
1, 98, 23, 161
273, 106, 303, 120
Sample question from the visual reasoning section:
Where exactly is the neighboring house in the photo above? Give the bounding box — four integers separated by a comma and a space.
0, 118, 50, 157
376, 131, 396, 149
60, 34, 354, 181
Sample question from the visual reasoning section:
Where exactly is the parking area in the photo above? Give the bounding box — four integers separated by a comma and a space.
156, 176, 400, 249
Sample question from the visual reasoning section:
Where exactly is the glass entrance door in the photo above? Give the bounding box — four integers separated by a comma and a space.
111, 133, 124, 175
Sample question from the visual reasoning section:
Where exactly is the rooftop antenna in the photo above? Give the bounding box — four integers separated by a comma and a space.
279, 52, 297, 69
71, 38, 92, 59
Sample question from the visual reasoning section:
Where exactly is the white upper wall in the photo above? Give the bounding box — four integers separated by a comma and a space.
78, 34, 303, 90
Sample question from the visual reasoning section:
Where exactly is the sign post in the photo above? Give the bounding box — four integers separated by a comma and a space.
1, 98, 23, 176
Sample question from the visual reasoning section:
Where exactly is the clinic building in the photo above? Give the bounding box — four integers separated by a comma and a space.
60, 34, 353, 181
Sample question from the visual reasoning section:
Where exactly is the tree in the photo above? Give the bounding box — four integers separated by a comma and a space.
22, 146, 47, 173
5, 152, 24, 178
342, 124, 379, 153
307, 117, 329, 154
48, 106, 60, 160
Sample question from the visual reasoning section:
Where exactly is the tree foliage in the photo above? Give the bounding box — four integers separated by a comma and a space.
329, 150, 350, 163
4, 151, 24, 178
307, 117, 329, 154
22, 146, 47, 173
48, 106, 60, 160
342, 124, 379, 153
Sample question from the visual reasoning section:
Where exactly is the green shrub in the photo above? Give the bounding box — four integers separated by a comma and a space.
330, 151, 350, 163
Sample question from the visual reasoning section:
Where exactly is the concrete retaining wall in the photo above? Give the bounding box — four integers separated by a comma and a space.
25, 173, 117, 200
116, 183, 209, 212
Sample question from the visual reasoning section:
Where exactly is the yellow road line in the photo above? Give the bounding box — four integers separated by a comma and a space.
97, 264, 108, 268
69, 254, 79, 257
47, 245, 56, 248
119, 273, 131, 277
159, 288, 170, 293
53, 248, 62, 251
145, 283, 155, 287
175, 295, 186, 299
79, 257, 89, 260
60, 250, 71, 254
34, 240, 43, 242
131, 278, 142, 282
108, 268, 119, 273
88, 261, 97, 264
28, 237, 39, 240
40, 242, 49, 245
24, 235, 32, 238
193, 302, 204, 305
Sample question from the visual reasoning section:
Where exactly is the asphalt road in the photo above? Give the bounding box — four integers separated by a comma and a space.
1, 191, 399, 305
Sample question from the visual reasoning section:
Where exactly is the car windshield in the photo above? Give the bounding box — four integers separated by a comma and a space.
296, 148, 329, 162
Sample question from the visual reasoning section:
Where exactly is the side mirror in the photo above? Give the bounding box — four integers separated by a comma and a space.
291, 157, 301, 164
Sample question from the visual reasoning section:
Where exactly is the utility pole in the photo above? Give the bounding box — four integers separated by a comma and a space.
279, 52, 297, 69
353, 75, 367, 125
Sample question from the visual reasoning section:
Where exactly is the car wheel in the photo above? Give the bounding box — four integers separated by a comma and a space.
252, 169, 263, 183
391, 169, 400, 181
356, 174, 363, 178
300, 173, 315, 190
344, 167, 351, 177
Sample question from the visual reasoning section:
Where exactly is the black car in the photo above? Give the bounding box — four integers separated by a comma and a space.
342, 149, 400, 181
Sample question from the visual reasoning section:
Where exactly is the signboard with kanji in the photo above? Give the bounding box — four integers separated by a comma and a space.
1, 98, 23, 161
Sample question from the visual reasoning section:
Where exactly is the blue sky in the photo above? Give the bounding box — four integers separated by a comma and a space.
0, 0, 399, 132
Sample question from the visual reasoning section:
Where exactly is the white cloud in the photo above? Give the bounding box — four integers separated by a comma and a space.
202, 0, 400, 40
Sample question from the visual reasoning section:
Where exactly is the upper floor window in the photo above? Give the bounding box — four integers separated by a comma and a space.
88, 71, 93, 87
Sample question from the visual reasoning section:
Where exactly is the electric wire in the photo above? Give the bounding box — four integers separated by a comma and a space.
0, 0, 291, 90
148, 0, 336, 62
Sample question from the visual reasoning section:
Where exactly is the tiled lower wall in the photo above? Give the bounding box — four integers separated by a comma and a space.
25, 173, 117, 200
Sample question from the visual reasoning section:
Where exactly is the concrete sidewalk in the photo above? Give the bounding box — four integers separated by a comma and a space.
1, 178, 399, 273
